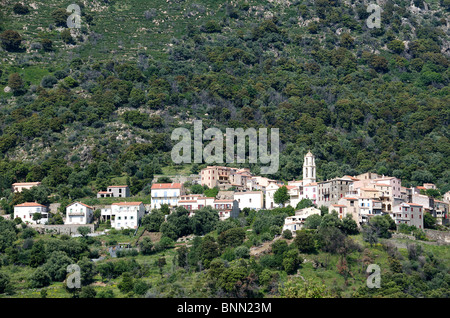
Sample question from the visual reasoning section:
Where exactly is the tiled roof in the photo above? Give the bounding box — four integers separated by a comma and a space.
111, 202, 143, 206
151, 183, 182, 189
14, 202, 46, 207
67, 202, 94, 210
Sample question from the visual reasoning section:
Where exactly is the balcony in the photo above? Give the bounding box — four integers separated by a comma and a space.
68, 211, 85, 216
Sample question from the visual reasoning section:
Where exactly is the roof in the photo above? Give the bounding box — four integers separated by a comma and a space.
360, 188, 379, 191
178, 200, 197, 203
343, 175, 360, 181
97, 191, 110, 194
12, 182, 41, 185
331, 204, 346, 207
151, 183, 182, 189
107, 185, 129, 188
416, 186, 426, 190
375, 183, 392, 187
374, 177, 395, 180
14, 202, 46, 207
67, 202, 94, 210
111, 202, 143, 206
234, 191, 263, 195
343, 197, 358, 200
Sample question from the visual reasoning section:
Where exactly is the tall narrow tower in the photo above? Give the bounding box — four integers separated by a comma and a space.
303, 150, 316, 185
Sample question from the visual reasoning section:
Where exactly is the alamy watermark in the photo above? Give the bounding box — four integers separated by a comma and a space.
171, 120, 280, 174
67, 4, 82, 29
366, 4, 381, 29
366, 264, 381, 288
66, 264, 81, 289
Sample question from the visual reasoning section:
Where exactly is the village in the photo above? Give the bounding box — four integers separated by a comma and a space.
7, 151, 450, 236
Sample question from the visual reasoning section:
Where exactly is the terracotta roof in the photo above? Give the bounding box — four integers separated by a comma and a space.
343, 197, 358, 200
111, 202, 143, 206
14, 202, 46, 207
416, 186, 426, 190
97, 191, 110, 194
178, 200, 197, 203
67, 202, 94, 210
151, 183, 182, 189
361, 188, 379, 191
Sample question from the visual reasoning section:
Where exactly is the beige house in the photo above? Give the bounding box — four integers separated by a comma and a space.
12, 182, 41, 193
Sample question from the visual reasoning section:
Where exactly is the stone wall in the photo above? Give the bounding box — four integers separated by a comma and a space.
32, 223, 96, 235
424, 229, 450, 244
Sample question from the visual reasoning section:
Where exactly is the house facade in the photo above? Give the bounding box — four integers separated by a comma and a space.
14, 202, 48, 224
234, 191, 264, 210
110, 202, 145, 229
391, 203, 424, 229
151, 183, 184, 209
12, 182, 41, 193
65, 202, 94, 225
97, 185, 130, 198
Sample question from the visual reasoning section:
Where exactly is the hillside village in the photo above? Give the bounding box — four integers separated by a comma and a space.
5, 151, 449, 237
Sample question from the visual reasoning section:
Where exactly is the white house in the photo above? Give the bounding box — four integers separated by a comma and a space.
110, 202, 145, 229
234, 191, 263, 210
391, 202, 424, 229
65, 202, 94, 225
282, 207, 321, 233
151, 183, 184, 209
14, 202, 48, 224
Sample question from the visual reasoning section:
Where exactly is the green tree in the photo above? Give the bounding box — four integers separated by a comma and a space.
0, 30, 22, 51
274, 186, 290, 207
142, 210, 165, 232
423, 213, 437, 229
341, 214, 359, 235
387, 40, 405, 54
77, 257, 96, 286
191, 206, 219, 236
80, 285, 97, 298
118, 273, 134, 293
52, 8, 70, 27
304, 214, 322, 229
8, 73, 24, 93
139, 237, 153, 255
296, 198, 314, 210
29, 267, 51, 288
294, 229, 316, 253
0, 273, 12, 294
218, 227, 246, 250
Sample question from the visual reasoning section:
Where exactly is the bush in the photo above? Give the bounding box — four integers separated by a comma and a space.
13, 3, 30, 15
134, 280, 149, 295
0, 273, 12, 294
0, 30, 22, 51
29, 267, 51, 288
41, 75, 58, 88
282, 229, 293, 239
234, 246, 250, 259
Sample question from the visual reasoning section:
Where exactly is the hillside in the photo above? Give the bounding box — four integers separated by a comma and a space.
0, 0, 449, 203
